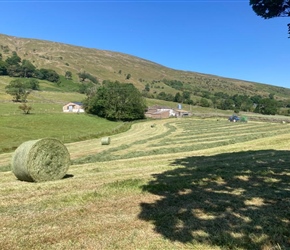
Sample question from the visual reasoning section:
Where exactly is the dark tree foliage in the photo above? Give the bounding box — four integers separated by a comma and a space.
0, 60, 8, 75
79, 82, 96, 95
0, 52, 60, 83
174, 92, 183, 103
78, 71, 98, 83
5, 79, 30, 102
163, 79, 184, 91
7, 64, 23, 77
250, 95, 263, 104
5, 51, 21, 65
254, 98, 278, 115
144, 83, 150, 92
156, 92, 174, 102
36, 68, 60, 83
250, 0, 290, 18
24, 79, 40, 90
218, 98, 235, 110
65, 71, 72, 80
214, 92, 230, 99
250, 0, 290, 36
200, 98, 210, 107
182, 91, 191, 104
21, 59, 36, 77
83, 81, 146, 121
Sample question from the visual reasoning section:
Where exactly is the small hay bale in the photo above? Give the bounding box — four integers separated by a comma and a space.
11, 138, 70, 182
101, 137, 111, 145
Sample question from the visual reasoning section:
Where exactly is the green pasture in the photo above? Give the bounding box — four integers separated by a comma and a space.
0, 113, 126, 153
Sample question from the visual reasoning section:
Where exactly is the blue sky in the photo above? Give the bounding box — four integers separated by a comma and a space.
1, 0, 289, 88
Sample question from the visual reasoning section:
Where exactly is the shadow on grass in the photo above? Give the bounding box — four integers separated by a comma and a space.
139, 150, 290, 249
63, 174, 74, 179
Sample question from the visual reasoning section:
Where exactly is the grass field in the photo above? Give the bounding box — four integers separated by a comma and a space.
0, 113, 127, 154
0, 77, 129, 154
1, 117, 290, 250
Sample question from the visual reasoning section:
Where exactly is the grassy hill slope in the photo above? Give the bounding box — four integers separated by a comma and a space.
1, 33, 290, 99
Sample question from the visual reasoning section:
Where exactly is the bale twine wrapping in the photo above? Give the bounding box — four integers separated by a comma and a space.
11, 138, 70, 182
101, 137, 110, 145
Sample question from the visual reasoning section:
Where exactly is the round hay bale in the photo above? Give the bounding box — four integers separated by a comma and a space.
101, 137, 111, 145
11, 138, 70, 182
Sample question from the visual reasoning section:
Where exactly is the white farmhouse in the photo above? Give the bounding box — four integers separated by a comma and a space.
63, 102, 85, 113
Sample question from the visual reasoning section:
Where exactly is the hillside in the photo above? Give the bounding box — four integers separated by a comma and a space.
1, 33, 290, 100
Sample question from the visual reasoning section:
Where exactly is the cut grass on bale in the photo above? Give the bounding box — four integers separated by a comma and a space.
0, 118, 290, 250
11, 138, 70, 182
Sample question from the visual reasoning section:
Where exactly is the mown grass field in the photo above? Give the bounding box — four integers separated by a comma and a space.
1, 117, 290, 250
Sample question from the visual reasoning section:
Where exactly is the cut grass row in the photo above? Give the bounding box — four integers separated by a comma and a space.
73, 118, 290, 164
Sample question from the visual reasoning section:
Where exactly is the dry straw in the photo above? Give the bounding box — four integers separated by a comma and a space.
101, 137, 111, 145
11, 138, 70, 182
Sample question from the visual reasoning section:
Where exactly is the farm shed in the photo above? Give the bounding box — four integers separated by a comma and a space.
174, 109, 191, 117
63, 102, 85, 113
145, 105, 176, 119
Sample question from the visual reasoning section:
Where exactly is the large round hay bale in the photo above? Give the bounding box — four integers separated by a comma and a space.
11, 138, 70, 182
101, 137, 110, 145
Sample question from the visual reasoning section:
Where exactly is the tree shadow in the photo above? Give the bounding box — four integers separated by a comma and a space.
63, 174, 74, 179
139, 150, 290, 249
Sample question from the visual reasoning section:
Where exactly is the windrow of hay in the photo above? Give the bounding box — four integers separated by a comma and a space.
101, 137, 111, 145
11, 138, 70, 182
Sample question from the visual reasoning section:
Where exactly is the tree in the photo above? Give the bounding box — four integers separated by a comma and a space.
7, 64, 24, 77
254, 98, 278, 115
24, 79, 40, 90
19, 103, 32, 114
65, 71, 72, 80
77, 71, 98, 83
5, 51, 21, 66
219, 98, 235, 110
37, 68, 60, 83
157, 92, 167, 100
83, 81, 146, 121
182, 91, 191, 104
250, 0, 290, 36
174, 92, 182, 103
0, 60, 8, 75
5, 79, 30, 102
269, 93, 275, 99
240, 99, 254, 112
21, 59, 36, 77
144, 83, 150, 92
79, 82, 95, 95
200, 98, 210, 107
